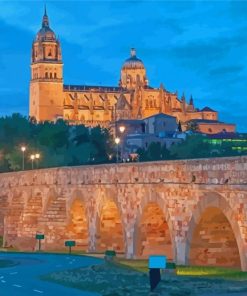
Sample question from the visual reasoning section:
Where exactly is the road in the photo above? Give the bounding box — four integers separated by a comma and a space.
0, 252, 102, 296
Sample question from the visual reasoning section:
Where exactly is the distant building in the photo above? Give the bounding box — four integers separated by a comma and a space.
143, 113, 178, 137
187, 119, 236, 134
115, 113, 183, 158
203, 132, 247, 154
29, 8, 236, 135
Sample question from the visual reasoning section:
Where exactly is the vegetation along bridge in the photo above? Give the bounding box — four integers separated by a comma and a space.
0, 156, 246, 270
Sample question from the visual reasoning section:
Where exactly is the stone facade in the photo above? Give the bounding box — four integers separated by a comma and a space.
29, 9, 235, 134
0, 156, 246, 270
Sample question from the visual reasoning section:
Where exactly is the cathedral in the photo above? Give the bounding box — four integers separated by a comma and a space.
29, 8, 235, 134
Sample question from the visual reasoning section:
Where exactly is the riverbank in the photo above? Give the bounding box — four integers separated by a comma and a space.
41, 259, 247, 296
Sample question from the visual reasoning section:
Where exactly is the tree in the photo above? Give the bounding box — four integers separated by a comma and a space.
170, 135, 212, 159
186, 121, 199, 132
0, 114, 114, 172
137, 142, 170, 161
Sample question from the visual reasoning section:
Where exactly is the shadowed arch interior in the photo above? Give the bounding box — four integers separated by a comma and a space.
96, 200, 124, 253
189, 207, 241, 268
66, 198, 88, 250
136, 202, 173, 259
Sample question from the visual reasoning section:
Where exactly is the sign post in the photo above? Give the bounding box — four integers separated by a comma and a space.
35, 234, 45, 251
148, 255, 166, 291
65, 240, 76, 254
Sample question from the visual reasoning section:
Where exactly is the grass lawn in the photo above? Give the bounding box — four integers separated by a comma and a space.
40, 258, 247, 296
176, 265, 247, 280
115, 258, 247, 280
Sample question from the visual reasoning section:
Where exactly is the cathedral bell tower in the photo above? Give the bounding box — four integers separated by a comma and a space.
29, 7, 63, 122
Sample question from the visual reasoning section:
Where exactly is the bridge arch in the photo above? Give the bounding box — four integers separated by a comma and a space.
95, 188, 125, 253
186, 192, 247, 271
66, 191, 89, 250
133, 191, 175, 260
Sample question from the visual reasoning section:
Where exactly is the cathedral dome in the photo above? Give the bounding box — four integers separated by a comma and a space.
36, 27, 56, 41
36, 7, 56, 42
122, 48, 145, 70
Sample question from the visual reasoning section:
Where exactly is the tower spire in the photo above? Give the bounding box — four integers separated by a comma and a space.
42, 4, 49, 27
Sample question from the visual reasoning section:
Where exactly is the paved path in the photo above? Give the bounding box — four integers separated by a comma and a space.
0, 252, 102, 296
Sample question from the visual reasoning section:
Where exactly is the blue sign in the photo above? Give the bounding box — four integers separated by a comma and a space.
149, 255, 166, 269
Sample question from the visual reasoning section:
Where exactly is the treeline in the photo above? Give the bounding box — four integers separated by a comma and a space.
0, 114, 246, 172
0, 114, 114, 172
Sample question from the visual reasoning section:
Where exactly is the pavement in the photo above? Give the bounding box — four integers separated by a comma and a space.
0, 252, 103, 296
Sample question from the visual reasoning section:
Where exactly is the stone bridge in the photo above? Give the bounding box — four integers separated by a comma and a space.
0, 156, 247, 270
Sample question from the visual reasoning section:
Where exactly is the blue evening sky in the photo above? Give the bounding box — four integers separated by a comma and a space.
0, 0, 246, 131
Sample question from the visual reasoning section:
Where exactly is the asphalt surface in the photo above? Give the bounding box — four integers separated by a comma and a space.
0, 252, 102, 296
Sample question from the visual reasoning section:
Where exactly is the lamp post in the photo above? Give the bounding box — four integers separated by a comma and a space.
30, 154, 35, 170
21, 146, 26, 170
35, 153, 40, 168
119, 125, 125, 161
115, 137, 120, 163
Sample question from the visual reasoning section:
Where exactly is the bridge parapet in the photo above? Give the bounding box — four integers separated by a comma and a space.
0, 156, 246, 188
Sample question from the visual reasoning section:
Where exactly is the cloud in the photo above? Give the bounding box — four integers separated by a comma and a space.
209, 65, 244, 76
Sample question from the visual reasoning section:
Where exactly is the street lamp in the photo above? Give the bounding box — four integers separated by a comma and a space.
119, 125, 125, 161
21, 146, 26, 170
115, 137, 120, 163
30, 154, 35, 170
119, 125, 125, 133
35, 153, 40, 168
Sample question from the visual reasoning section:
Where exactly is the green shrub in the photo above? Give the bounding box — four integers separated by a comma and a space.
105, 250, 116, 257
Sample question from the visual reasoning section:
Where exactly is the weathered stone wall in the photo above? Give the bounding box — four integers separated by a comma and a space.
0, 156, 246, 270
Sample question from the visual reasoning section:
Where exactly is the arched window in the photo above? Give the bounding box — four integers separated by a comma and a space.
45, 72, 48, 79
50, 72, 52, 79
54, 73, 57, 79
208, 128, 212, 133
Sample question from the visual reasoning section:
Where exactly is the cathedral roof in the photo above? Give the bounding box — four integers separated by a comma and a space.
64, 84, 123, 92
122, 48, 145, 70
36, 6, 56, 42
201, 106, 216, 112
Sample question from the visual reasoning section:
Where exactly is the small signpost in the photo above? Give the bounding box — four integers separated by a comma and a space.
35, 234, 45, 251
65, 240, 76, 254
148, 255, 166, 291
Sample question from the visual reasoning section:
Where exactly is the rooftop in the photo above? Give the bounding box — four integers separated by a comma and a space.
144, 112, 177, 120
201, 106, 216, 112
64, 84, 123, 92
